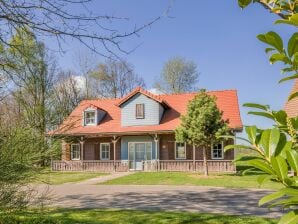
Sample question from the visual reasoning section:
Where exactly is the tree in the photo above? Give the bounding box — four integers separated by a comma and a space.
1, 27, 56, 139
154, 57, 199, 94
89, 59, 145, 98
226, 1, 298, 223
49, 70, 85, 128
0, 0, 164, 60
175, 90, 228, 176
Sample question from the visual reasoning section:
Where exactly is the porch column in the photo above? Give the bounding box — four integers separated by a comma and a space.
154, 134, 159, 171
112, 136, 120, 172
61, 139, 67, 161
79, 137, 85, 161
193, 144, 196, 172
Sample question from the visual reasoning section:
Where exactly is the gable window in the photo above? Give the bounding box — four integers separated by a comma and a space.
135, 104, 145, 119
100, 143, 110, 160
175, 142, 186, 159
212, 142, 224, 159
84, 111, 96, 125
71, 144, 80, 160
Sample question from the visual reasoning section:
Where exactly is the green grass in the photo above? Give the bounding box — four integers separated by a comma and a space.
102, 172, 282, 189
0, 209, 277, 224
35, 171, 107, 185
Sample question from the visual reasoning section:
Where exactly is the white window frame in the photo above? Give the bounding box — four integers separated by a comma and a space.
211, 142, 224, 160
100, 143, 110, 160
84, 109, 96, 126
175, 142, 186, 160
70, 143, 81, 160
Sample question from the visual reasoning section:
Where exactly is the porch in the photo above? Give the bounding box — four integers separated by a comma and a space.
54, 133, 236, 173
51, 160, 236, 172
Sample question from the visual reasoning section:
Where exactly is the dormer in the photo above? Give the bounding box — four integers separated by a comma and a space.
82, 105, 106, 126
116, 87, 169, 127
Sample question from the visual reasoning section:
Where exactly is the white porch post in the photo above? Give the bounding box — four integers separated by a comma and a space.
154, 134, 159, 171
112, 136, 120, 172
80, 136, 85, 161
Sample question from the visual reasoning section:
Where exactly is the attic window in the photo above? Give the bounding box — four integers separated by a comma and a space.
136, 103, 145, 119
84, 111, 96, 125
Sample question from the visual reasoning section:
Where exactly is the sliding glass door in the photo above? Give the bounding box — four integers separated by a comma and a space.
128, 142, 152, 170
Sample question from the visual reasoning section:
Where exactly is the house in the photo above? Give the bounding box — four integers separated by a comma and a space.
50, 87, 243, 172
285, 79, 298, 118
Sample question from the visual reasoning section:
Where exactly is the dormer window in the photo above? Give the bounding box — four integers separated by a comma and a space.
136, 103, 145, 119
84, 110, 96, 125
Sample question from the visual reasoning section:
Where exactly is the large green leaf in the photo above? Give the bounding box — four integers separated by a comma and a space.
243, 103, 269, 111
259, 190, 285, 206
273, 110, 288, 125
274, 133, 288, 156
247, 111, 275, 120
257, 175, 274, 186
279, 74, 298, 83
248, 159, 275, 175
224, 144, 255, 152
257, 31, 284, 53
269, 53, 291, 64
276, 14, 298, 27
238, 0, 252, 8
288, 33, 298, 57
287, 150, 298, 174
288, 91, 298, 101
235, 156, 263, 162
271, 156, 288, 182
245, 126, 257, 144
279, 210, 298, 224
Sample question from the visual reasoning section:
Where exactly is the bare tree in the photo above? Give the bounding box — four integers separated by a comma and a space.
89, 59, 145, 98
0, 0, 165, 60
154, 56, 199, 94
74, 51, 98, 99
49, 70, 85, 128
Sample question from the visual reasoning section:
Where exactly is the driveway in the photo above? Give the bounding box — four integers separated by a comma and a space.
36, 183, 283, 218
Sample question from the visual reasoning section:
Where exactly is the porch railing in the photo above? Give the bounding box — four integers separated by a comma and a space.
143, 160, 236, 173
51, 160, 235, 172
51, 160, 129, 172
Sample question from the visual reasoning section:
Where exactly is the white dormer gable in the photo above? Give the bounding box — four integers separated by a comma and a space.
82, 106, 106, 126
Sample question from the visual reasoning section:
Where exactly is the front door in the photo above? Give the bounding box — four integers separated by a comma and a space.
128, 142, 152, 170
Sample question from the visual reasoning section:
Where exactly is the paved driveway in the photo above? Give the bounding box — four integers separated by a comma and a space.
36, 184, 283, 218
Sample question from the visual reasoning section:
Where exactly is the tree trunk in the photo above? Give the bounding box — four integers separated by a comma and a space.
203, 146, 208, 176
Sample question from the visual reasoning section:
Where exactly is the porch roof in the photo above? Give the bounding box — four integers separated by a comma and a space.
49, 89, 243, 136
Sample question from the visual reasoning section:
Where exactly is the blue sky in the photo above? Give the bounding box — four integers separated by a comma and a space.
47, 0, 295, 129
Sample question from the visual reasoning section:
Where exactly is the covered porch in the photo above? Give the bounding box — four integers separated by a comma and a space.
52, 133, 236, 173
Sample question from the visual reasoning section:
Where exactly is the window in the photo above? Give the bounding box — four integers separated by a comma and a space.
212, 142, 224, 159
85, 111, 96, 125
71, 144, 80, 160
175, 142, 186, 159
100, 143, 110, 160
135, 104, 145, 119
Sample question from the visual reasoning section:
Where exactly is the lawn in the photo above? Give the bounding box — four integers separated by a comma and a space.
35, 170, 107, 185
102, 172, 282, 189
0, 209, 277, 224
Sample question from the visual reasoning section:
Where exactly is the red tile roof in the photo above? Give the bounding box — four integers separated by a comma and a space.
285, 79, 298, 118
50, 89, 243, 136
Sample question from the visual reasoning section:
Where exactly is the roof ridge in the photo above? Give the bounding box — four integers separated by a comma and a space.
158, 89, 237, 96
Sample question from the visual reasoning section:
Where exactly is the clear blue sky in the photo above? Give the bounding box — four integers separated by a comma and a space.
48, 0, 296, 129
